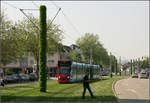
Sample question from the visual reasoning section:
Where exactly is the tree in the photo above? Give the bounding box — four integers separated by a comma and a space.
14, 13, 63, 72
0, 11, 25, 65
69, 50, 81, 62
110, 55, 117, 73
39, 5, 47, 92
76, 33, 110, 68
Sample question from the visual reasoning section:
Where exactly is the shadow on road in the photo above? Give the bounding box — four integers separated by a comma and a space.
118, 98, 149, 103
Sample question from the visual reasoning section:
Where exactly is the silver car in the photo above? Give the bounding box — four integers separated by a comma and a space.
132, 73, 138, 78
139, 72, 148, 79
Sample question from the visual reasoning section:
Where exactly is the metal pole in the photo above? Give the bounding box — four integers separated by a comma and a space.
90, 45, 93, 80
133, 59, 135, 73
130, 59, 132, 75
110, 52, 112, 78
90, 45, 92, 64
119, 56, 121, 76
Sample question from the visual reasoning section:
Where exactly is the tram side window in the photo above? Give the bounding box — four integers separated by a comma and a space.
79, 65, 81, 79
76, 65, 78, 80
72, 65, 76, 80
80, 65, 82, 79
93, 69, 95, 78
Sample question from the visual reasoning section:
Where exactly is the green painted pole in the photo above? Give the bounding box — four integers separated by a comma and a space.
130, 59, 132, 75
133, 59, 135, 73
39, 5, 47, 92
115, 60, 118, 75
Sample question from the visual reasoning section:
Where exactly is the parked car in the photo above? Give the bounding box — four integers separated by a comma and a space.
101, 71, 109, 76
132, 73, 138, 78
23, 74, 30, 82
146, 72, 150, 78
29, 74, 38, 81
6, 75, 15, 83
19, 74, 26, 82
12, 74, 22, 83
139, 72, 148, 79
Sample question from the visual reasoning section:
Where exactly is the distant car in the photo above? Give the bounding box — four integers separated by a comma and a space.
101, 71, 109, 76
29, 74, 38, 81
6, 75, 15, 83
139, 72, 148, 79
132, 73, 138, 78
146, 72, 149, 78
12, 74, 21, 83
23, 74, 30, 82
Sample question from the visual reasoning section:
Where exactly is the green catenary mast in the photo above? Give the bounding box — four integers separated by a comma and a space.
39, 5, 47, 92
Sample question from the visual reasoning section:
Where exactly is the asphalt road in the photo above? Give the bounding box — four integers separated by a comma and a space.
115, 77, 150, 103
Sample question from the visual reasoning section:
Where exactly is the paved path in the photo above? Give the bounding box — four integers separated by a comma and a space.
114, 77, 150, 103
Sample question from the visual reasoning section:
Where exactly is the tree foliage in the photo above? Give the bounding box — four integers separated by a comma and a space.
69, 50, 81, 62
110, 55, 118, 73
139, 57, 150, 71
0, 11, 25, 65
1, 11, 63, 66
76, 33, 110, 67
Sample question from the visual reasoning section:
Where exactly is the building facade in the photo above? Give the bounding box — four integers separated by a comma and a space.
1, 52, 60, 77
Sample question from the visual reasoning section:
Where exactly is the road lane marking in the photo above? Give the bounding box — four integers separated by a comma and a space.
127, 89, 137, 93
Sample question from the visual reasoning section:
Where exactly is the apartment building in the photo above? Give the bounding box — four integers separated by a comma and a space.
1, 52, 60, 77
1, 44, 82, 77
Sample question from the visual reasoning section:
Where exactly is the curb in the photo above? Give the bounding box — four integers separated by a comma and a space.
112, 80, 118, 98
112, 79, 122, 103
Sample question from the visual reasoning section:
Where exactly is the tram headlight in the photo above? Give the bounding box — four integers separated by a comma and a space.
67, 76, 70, 79
58, 76, 61, 79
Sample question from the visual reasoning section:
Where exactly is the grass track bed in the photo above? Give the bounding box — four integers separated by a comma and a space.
1, 77, 121, 102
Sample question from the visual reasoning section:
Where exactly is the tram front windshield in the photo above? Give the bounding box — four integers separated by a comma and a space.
59, 66, 70, 74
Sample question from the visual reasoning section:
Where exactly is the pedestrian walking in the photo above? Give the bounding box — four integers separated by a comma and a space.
0, 78, 5, 87
82, 72, 95, 99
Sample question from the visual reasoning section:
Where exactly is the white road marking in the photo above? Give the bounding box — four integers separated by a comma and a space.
127, 89, 137, 93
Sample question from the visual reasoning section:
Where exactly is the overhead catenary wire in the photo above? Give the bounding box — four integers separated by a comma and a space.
51, 1, 60, 9
2, 2, 40, 31
32, 1, 39, 8
50, 1, 82, 45
50, 1, 82, 37
63, 32, 76, 42
47, 7, 61, 30
3, 1, 78, 45
61, 11, 81, 36
19, 9, 39, 31
2, 2, 19, 9
20, 9, 39, 11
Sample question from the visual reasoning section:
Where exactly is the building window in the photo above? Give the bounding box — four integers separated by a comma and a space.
48, 53, 54, 57
30, 60, 34, 65
48, 60, 54, 64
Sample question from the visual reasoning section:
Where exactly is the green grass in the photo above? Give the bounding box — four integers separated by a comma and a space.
1, 77, 122, 102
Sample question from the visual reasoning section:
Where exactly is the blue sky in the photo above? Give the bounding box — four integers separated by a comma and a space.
1, 1, 149, 61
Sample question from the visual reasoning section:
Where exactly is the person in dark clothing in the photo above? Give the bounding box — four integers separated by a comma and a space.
82, 72, 95, 99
